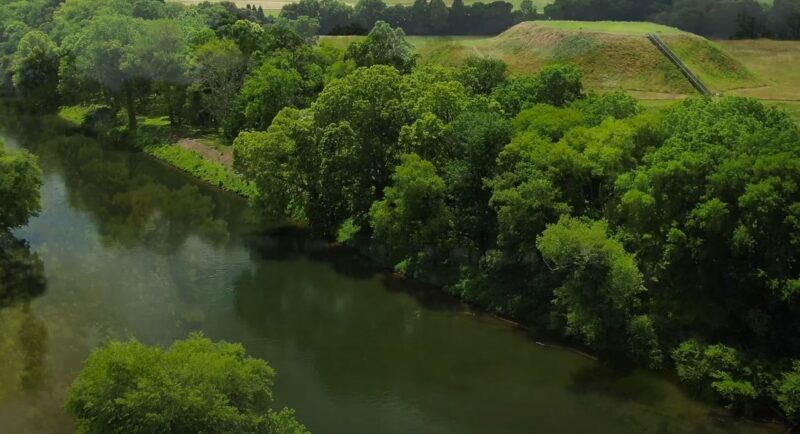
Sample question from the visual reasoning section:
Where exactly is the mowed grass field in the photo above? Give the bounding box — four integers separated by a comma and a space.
175, 0, 552, 13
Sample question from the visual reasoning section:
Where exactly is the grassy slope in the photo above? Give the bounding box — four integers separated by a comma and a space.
716, 39, 800, 100
144, 144, 256, 199
324, 21, 764, 99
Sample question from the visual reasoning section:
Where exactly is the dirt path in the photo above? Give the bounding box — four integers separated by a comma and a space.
177, 138, 234, 169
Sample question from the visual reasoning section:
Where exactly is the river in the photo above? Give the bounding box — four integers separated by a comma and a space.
0, 110, 781, 434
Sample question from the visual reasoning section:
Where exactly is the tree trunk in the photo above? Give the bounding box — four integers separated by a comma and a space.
167, 86, 176, 127
125, 82, 137, 133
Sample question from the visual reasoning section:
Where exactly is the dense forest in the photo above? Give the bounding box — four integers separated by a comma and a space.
545, 0, 800, 39
1, 0, 800, 431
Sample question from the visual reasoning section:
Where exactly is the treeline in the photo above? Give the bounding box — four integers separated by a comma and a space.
279, 0, 800, 39
232, 27, 800, 426
546, 0, 800, 39
280, 0, 538, 35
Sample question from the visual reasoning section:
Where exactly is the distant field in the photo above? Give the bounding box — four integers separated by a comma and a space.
175, 0, 552, 12
716, 39, 800, 101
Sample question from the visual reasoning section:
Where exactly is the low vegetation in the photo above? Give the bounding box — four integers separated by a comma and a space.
144, 144, 257, 199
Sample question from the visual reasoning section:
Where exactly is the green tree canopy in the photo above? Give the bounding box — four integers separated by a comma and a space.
537, 216, 647, 353
344, 21, 417, 73
65, 334, 309, 434
0, 140, 42, 231
12, 31, 59, 111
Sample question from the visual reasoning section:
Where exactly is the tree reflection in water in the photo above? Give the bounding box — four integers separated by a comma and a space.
2, 112, 231, 253
0, 233, 48, 396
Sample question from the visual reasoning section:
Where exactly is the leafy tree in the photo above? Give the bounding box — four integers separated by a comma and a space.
12, 31, 59, 112
428, 0, 449, 34
513, 104, 587, 141
444, 107, 513, 247
344, 21, 417, 73
370, 153, 453, 276
127, 19, 189, 125
0, 140, 42, 231
310, 65, 412, 228
614, 97, 800, 357
67, 14, 143, 131
189, 38, 247, 128
489, 134, 571, 256
777, 362, 800, 424
570, 90, 642, 125
239, 58, 306, 131
353, 0, 387, 30
537, 216, 645, 351
65, 334, 309, 434
492, 64, 584, 115
457, 56, 508, 95
532, 64, 584, 106
520, 0, 537, 19
672, 340, 760, 411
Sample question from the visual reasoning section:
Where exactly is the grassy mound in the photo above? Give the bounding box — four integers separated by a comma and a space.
322, 21, 759, 96
489, 21, 756, 94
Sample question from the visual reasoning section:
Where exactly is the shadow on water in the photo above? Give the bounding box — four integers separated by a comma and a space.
244, 225, 377, 280
244, 225, 466, 312
0, 233, 46, 309
0, 232, 49, 392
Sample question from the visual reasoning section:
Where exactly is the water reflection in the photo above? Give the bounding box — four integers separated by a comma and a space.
0, 234, 46, 308
0, 233, 48, 400
3, 114, 230, 252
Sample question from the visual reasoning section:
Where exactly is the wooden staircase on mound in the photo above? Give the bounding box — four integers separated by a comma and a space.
647, 33, 713, 96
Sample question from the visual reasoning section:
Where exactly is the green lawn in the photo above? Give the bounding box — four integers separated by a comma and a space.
716, 39, 800, 101
58, 104, 106, 126
533, 20, 687, 35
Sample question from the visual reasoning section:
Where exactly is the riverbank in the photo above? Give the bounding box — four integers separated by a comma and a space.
5, 105, 783, 433
143, 143, 256, 199
57, 105, 256, 200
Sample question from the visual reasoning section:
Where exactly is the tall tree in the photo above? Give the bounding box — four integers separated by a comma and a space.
0, 139, 42, 231
67, 14, 143, 131
344, 21, 417, 73
12, 31, 59, 112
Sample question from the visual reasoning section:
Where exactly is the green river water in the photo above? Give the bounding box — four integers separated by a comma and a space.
0, 111, 782, 434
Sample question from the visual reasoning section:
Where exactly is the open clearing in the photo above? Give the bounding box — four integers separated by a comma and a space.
716, 39, 800, 101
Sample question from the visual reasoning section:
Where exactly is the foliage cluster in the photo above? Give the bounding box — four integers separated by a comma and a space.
66, 334, 308, 434
0, 139, 42, 232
